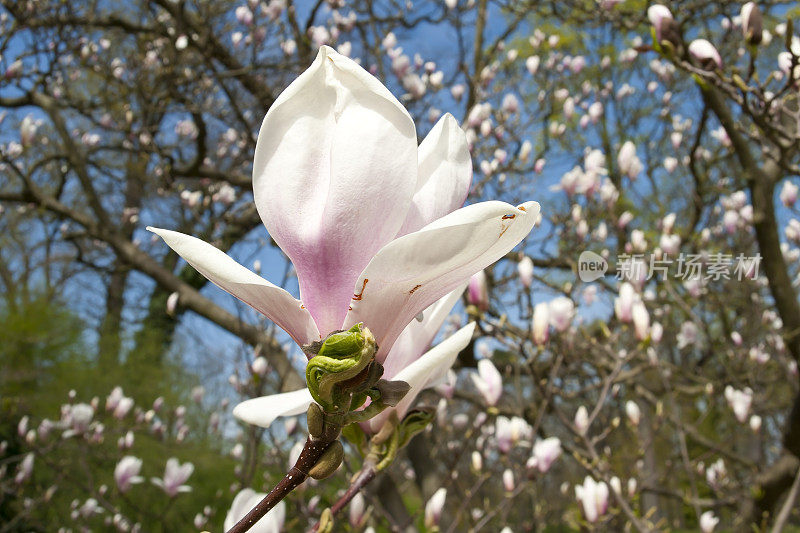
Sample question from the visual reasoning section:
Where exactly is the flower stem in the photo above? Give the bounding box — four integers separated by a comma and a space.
308, 460, 378, 532
226, 437, 336, 533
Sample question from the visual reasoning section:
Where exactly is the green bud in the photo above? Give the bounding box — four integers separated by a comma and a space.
317, 509, 334, 533
309, 440, 344, 480
307, 403, 324, 439
305, 323, 378, 411
397, 408, 435, 449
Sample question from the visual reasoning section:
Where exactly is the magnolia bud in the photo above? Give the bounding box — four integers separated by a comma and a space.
424, 488, 447, 528
309, 440, 344, 480
741, 3, 763, 45
688, 39, 723, 71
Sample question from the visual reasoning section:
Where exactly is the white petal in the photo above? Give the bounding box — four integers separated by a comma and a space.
381, 282, 468, 380
232, 389, 314, 429
253, 46, 417, 335
368, 323, 476, 433
397, 113, 472, 236
344, 201, 539, 361
148, 227, 320, 346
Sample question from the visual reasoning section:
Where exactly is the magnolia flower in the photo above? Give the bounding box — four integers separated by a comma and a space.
617, 141, 643, 179
251, 355, 268, 376
780, 180, 798, 207
518, 256, 534, 288
548, 297, 575, 332
425, 488, 447, 528
647, 5, 673, 43
532, 302, 550, 346
631, 300, 650, 340
495, 416, 532, 453
688, 39, 723, 70
699, 510, 719, 533
150, 47, 537, 429
615, 282, 636, 322
114, 456, 144, 493
625, 400, 641, 426
471, 358, 503, 407
575, 476, 609, 523
724, 386, 753, 423
151, 457, 193, 497
468, 270, 490, 311
349, 493, 367, 528
224, 489, 286, 533
15, 453, 34, 484
575, 405, 589, 434
529, 437, 562, 473
741, 2, 762, 45
503, 469, 515, 492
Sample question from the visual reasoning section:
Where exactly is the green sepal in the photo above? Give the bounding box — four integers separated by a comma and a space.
342, 422, 368, 456
397, 407, 435, 449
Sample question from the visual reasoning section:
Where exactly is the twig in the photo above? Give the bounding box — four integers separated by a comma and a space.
770, 466, 800, 533
227, 436, 337, 533
308, 460, 378, 532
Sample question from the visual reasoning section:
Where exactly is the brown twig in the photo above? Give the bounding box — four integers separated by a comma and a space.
227, 436, 337, 533
308, 460, 378, 532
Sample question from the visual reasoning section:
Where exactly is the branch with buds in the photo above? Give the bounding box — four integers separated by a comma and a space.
227, 324, 411, 533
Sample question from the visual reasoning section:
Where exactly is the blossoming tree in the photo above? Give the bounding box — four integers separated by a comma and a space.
1, 0, 799, 530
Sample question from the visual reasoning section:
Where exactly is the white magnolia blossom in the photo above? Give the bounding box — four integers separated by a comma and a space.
724, 386, 753, 423
425, 487, 447, 528
471, 358, 503, 407
528, 437, 562, 473
148, 47, 538, 432
151, 458, 193, 497
114, 456, 143, 493
575, 476, 609, 523
699, 510, 719, 533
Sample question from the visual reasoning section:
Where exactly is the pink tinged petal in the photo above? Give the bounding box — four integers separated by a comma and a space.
472, 358, 503, 406
344, 200, 540, 361
252, 46, 418, 335
367, 322, 476, 433
397, 113, 472, 236
232, 388, 314, 429
147, 227, 319, 346
381, 283, 468, 381
532, 302, 550, 346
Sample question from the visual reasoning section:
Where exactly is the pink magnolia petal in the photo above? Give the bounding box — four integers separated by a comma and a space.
397, 113, 472, 236
232, 389, 314, 429
147, 227, 319, 346
381, 283, 468, 380
367, 322, 476, 433
343, 201, 539, 361
253, 46, 417, 335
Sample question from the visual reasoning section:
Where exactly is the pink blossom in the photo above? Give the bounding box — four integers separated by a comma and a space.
151, 458, 194, 497
532, 302, 550, 346
425, 488, 447, 528
518, 256, 534, 288
114, 456, 143, 493
471, 359, 503, 406
529, 437, 562, 473
468, 270, 490, 311
548, 297, 575, 332
575, 476, 609, 523
688, 39, 723, 70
